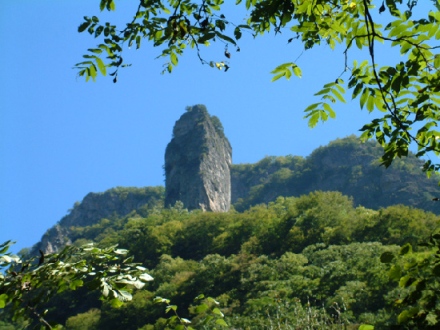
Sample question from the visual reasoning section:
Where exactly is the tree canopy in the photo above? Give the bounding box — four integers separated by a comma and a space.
4, 192, 440, 328
76, 0, 440, 177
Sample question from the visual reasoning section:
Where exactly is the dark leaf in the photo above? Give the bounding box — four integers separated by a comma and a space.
381, 251, 395, 263
78, 22, 91, 33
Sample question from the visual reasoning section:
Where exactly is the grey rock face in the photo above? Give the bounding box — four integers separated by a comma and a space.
38, 225, 71, 255
165, 105, 232, 211
31, 187, 164, 254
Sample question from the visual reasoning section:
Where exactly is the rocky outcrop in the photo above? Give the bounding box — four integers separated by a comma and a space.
37, 224, 71, 254
58, 187, 164, 228
164, 105, 232, 211
31, 187, 164, 254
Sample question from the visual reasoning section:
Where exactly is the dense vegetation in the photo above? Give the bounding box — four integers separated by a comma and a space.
231, 136, 439, 213
3, 190, 440, 329
3, 137, 440, 329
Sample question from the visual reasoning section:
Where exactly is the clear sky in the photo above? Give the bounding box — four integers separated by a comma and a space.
0, 1, 433, 253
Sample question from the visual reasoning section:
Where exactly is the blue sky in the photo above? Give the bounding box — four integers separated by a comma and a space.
0, 1, 432, 253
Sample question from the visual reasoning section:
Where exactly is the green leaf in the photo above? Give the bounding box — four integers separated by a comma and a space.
0, 293, 8, 308
0, 255, 11, 263
114, 248, 128, 255
215, 318, 228, 327
94, 26, 103, 38
426, 312, 438, 326
166, 305, 178, 313
117, 290, 132, 302
366, 93, 375, 112
170, 52, 178, 66
139, 273, 154, 282
78, 21, 91, 33
400, 243, 413, 255
358, 325, 374, 330
234, 27, 242, 40
352, 83, 364, 99
102, 282, 110, 297
380, 251, 395, 263
315, 88, 331, 96
399, 275, 412, 287
108, 0, 116, 11
154, 297, 170, 304
195, 303, 209, 314
331, 88, 346, 103
110, 298, 124, 308
308, 112, 320, 128
360, 88, 369, 109
271, 73, 286, 82
323, 103, 336, 118
293, 65, 302, 78
214, 31, 237, 45
69, 279, 83, 290
398, 307, 419, 324
389, 265, 401, 280
88, 48, 102, 54
212, 308, 224, 317
95, 57, 107, 76
207, 297, 220, 305
304, 103, 321, 112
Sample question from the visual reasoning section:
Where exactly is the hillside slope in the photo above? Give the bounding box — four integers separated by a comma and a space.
32, 136, 440, 254
231, 135, 439, 212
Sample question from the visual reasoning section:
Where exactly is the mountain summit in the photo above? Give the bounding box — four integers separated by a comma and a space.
164, 105, 232, 211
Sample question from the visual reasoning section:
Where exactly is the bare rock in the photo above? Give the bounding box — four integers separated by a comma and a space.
31, 187, 164, 254
165, 105, 232, 211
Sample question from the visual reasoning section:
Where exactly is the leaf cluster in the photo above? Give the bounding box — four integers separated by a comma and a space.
0, 241, 153, 328
76, 1, 440, 179
75, 0, 246, 81
381, 229, 440, 328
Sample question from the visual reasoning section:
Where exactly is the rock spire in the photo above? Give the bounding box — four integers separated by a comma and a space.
164, 105, 232, 211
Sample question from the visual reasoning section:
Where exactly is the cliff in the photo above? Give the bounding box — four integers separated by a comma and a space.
31, 186, 164, 254
164, 105, 232, 211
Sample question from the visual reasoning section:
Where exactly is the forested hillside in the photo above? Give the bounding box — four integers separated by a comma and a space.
231, 136, 440, 212
2, 136, 440, 329
30, 137, 440, 257
3, 192, 439, 329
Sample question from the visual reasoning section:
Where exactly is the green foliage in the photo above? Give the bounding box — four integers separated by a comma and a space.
304, 80, 344, 128
232, 297, 351, 329
354, 205, 440, 248
0, 241, 153, 329
381, 229, 440, 328
4, 186, 440, 328
76, 1, 440, 178
153, 294, 228, 329
65, 308, 101, 330
271, 62, 302, 81
75, 0, 239, 81
232, 136, 440, 213
19, 190, 437, 328
209, 115, 226, 139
